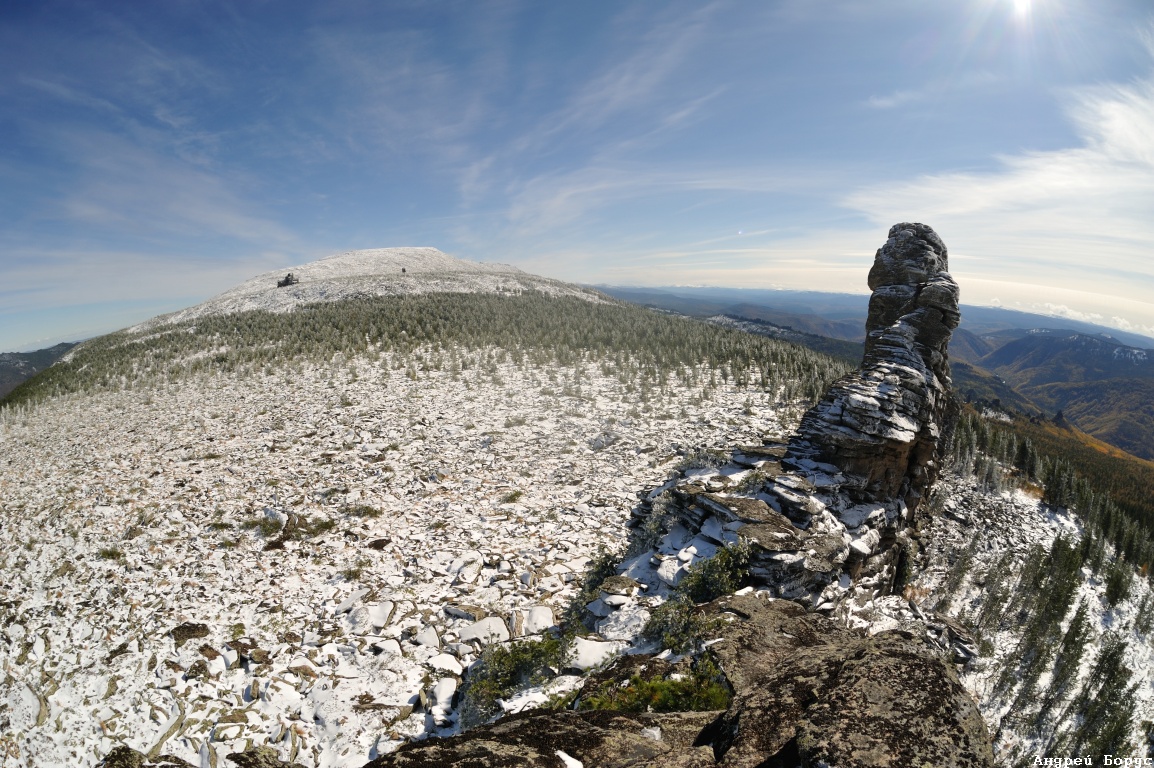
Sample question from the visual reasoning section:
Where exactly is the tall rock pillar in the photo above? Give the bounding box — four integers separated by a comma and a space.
789, 222, 960, 513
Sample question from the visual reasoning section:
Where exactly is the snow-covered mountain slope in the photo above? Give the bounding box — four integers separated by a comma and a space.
0, 339, 798, 767
5, 245, 1153, 766
128, 248, 602, 333
913, 475, 1154, 764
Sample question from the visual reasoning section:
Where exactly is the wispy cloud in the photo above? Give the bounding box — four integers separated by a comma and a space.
29, 127, 293, 247
865, 70, 1001, 110
455, 3, 729, 211
516, 3, 721, 151
866, 89, 923, 109
843, 55, 1154, 310
499, 163, 839, 238
19, 76, 123, 115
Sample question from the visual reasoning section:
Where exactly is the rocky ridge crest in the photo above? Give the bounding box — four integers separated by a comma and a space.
366, 224, 993, 767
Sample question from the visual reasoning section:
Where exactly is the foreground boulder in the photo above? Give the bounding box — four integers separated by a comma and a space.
366, 596, 992, 767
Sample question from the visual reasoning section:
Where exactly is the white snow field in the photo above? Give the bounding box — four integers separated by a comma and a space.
126, 248, 603, 334
0, 347, 791, 767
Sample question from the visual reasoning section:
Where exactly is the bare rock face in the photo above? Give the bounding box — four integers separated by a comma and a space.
790, 222, 960, 513
366, 597, 993, 768
703, 596, 991, 768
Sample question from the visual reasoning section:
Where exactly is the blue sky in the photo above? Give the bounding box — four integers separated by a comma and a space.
2, 0, 1153, 351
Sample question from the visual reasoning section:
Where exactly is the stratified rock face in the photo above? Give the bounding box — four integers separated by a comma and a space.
790, 222, 960, 512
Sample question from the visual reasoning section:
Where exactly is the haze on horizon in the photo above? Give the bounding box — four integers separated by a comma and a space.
2, 0, 1153, 353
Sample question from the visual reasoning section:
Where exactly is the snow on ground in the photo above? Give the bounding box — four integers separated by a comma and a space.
0, 348, 790, 768
914, 475, 1154, 760
125, 248, 603, 335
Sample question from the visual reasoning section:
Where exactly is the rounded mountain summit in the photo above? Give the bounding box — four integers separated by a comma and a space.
132, 248, 604, 331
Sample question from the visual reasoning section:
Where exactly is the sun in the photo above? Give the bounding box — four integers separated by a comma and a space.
1011, 0, 1031, 17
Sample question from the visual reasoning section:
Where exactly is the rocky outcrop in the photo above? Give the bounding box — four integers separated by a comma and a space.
622, 224, 960, 606
789, 222, 960, 514
363, 224, 990, 767
367, 597, 992, 768
700, 596, 990, 768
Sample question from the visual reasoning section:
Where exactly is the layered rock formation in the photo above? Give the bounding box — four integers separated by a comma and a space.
366, 224, 991, 767
631, 222, 961, 605
789, 222, 960, 513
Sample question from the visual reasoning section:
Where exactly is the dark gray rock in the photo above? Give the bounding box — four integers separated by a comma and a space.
170, 622, 209, 649
365, 596, 992, 767
790, 222, 960, 513
365, 708, 719, 767
97, 747, 196, 768
703, 596, 991, 767
226, 746, 307, 768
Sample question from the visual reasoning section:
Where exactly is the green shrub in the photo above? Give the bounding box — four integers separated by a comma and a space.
561, 547, 624, 631
264, 514, 337, 550
458, 635, 564, 729
242, 517, 283, 537
626, 493, 673, 558
347, 505, 383, 519
678, 541, 751, 604
341, 560, 369, 581
642, 595, 722, 654
674, 448, 730, 472
578, 654, 730, 713
733, 469, 768, 493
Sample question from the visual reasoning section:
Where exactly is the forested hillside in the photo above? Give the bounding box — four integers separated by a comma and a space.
2, 293, 850, 410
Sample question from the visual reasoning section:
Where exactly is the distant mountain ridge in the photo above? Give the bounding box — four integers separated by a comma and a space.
595, 285, 1154, 350
974, 330, 1154, 459
0, 342, 77, 397
599, 284, 1154, 460
978, 329, 1154, 385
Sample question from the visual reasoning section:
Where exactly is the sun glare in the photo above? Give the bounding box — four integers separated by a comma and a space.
1011, 0, 1031, 17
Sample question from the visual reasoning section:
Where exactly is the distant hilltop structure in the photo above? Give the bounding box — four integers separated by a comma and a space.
276, 272, 299, 288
